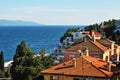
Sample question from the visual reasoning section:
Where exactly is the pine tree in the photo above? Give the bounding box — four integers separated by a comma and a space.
10, 41, 43, 80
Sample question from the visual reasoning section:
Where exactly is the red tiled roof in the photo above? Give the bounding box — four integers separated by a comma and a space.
97, 39, 114, 46
94, 32, 102, 37
66, 40, 108, 52
41, 56, 115, 77
97, 39, 119, 48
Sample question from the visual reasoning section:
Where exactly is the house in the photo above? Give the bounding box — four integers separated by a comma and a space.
53, 30, 103, 63
97, 39, 120, 61
53, 31, 85, 59
64, 39, 120, 62
41, 55, 117, 80
83, 30, 102, 40
62, 37, 73, 48
53, 44, 63, 56
65, 40, 110, 61
72, 32, 85, 41
62, 32, 85, 48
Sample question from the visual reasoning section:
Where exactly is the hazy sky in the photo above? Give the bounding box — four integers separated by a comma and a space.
0, 0, 120, 25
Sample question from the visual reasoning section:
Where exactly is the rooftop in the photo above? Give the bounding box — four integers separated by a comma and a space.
41, 56, 116, 77
66, 40, 108, 52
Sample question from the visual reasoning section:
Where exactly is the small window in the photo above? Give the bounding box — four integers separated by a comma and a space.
67, 42, 69, 46
59, 50, 61, 52
94, 56, 100, 58
67, 38, 69, 41
73, 78, 79, 80
86, 77, 94, 80
75, 33, 79, 37
50, 76, 53, 80
50, 76, 58, 80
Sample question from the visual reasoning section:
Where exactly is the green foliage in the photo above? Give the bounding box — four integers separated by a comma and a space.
60, 28, 78, 43
10, 41, 55, 80
10, 41, 43, 80
84, 19, 118, 39
0, 51, 5, 78
39, 49, 55, 69
5, 67, 11, 78
111, 31, 120, 44
85, 23, 105, 36
0, 51, 4, 72
0, 69, 4, 78
39, 49, 46, 57
84, 19, 120, 44
103, 19, 117, 38
41, 55, 54, 69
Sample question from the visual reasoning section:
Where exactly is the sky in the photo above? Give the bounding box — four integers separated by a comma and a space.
0, 0, 120, 25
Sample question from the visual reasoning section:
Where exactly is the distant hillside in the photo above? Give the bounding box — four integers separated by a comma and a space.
0, 20, 42, 26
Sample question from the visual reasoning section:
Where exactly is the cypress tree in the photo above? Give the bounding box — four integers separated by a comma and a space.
0, 51, 4, 72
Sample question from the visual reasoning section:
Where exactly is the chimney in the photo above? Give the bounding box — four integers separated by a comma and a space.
117, 53, 119, 62
84, 46, 89, 56
63, 63, 66, 67
107, 61, 112, 72
111, 41, 115, 56
92, 34, 96, 42
77, 50, 82, 56
85, 49, 89, 56
83, 37, 87, 42
72, 58, 76, 67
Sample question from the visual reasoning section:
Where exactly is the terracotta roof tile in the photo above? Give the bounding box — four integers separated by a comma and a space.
97, 39, 120, 48
66, 40, 108, 52
97, 39, 114, 46
41, 56, 115, 77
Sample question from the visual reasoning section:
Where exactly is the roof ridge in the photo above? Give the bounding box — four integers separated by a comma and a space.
83, 56, 112, 77
92, 63, 112, 77
68, 57, 96, 76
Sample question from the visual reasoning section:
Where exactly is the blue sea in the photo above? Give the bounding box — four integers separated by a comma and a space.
0, 26, 85, 62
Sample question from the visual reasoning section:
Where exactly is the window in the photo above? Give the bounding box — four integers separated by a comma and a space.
67, 42, 69, 46
94, 56, 100, 58
59, 50, 61, 52
73, 78, 79, 80
67, 38, 69, 41
50, 76, 53, 80
75, 33, 79, 37
73, 77, 86, 80
69, 55, 75, 60
86, 77, 94, 80
50, 76, 59, 80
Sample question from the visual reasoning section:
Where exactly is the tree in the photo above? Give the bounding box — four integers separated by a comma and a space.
0, 70, 4, 78
60, 28, 78, 43
0, 51, 4, 72
39, 49, 46, 57
39, 49, 55, 69
0, 51, 5, 78
5, 67, 11, 78
10, 41, 43, 80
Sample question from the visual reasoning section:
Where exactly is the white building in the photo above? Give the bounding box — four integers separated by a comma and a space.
53, 30, 85, 62
72, 32, 85, 41
62, 37, 73, 48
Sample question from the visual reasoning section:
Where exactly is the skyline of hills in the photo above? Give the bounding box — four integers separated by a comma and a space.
0, 19, 42, 26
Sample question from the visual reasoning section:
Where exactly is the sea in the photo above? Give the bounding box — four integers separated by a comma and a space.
0, 26, 85, 62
